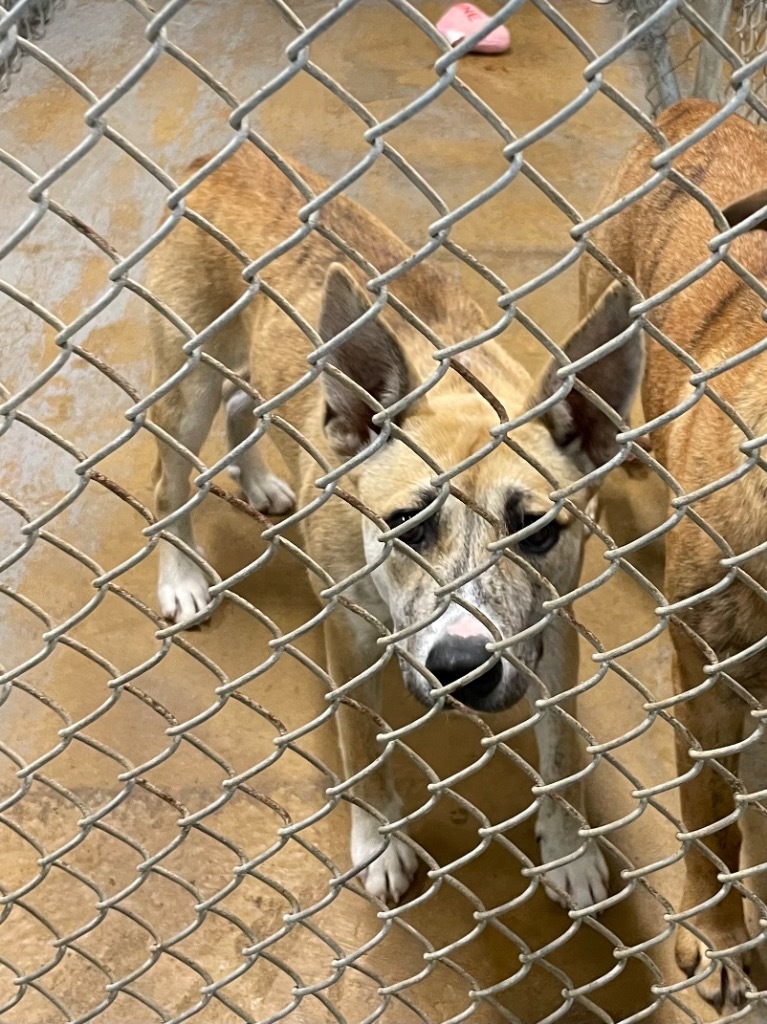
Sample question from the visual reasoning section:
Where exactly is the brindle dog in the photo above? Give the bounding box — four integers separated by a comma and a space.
148, 145, 641, 909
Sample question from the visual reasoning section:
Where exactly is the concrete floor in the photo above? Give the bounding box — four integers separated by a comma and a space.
2, 1, 767, 1022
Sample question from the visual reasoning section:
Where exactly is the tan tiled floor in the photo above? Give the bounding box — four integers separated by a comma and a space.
2, 2, 767, 1022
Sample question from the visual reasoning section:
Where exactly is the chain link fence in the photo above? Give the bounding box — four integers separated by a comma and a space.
619, 0, 767, 114
4, 1, 767, 1022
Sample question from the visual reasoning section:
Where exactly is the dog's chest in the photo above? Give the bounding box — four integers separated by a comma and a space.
686, 600, 767, 697
728, 653, 767, 698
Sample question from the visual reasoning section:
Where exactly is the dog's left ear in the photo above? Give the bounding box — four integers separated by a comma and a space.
722, 189, 767, 232
532, 280, 642, 468
318, 263, 412, 458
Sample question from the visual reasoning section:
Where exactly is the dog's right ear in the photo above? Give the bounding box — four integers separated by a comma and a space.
722, 189, 767, 232
318, 264, 411, 458
532, 280, 642, 469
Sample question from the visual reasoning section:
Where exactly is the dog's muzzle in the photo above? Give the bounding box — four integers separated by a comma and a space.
425, 635, 503, 710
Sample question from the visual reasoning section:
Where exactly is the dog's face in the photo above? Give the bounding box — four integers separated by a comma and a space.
357, 396, 590, 711
319, 265, 641, 713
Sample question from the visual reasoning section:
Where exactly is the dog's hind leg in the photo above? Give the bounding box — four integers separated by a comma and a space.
149, 238, 253, 624
325, 606, 418, 904
671, 622, 750, 1013
224, 386, 295, 515
151, 362, 223, 624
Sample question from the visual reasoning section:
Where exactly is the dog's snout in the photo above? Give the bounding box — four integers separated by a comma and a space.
425, 636, 502, 708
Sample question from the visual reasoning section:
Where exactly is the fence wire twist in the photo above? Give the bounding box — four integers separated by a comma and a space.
3, 1, 767, 1023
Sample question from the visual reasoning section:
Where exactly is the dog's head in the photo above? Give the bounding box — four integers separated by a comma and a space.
318, 265, 640, 712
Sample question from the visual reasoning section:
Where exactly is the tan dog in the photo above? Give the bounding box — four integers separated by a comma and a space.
583, 98, 767, 1011
147, 146, 641, 909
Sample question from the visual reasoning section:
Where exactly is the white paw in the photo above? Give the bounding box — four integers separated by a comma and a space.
351, 807, 418, 904
158, 548, 212, 624
537, 816, 610, 911
230, 466, 295, 516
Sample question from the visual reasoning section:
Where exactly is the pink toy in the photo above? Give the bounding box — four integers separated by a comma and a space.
435, 4, 510, 54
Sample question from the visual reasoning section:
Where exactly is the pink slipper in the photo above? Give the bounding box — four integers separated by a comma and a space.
436, 4, 510, 54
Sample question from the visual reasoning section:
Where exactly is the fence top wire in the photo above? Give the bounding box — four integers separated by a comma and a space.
3, 0, 767, 1022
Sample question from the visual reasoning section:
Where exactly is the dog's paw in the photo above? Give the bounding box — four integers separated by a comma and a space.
250, 473, 295, 516
361, 836, 418, 904
676, 928, 750, 1012
158, 551, 212, 624
351, 808, 418, 904
540, 840, 610, 911
231, 465, 295, 516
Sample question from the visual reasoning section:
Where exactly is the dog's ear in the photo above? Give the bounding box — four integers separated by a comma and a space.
722, 189, 767, 232
318, 263, 411, 457
533, 280, 643, 468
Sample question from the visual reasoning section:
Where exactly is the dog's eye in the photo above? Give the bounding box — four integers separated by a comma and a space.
384, 509, 435, 549
517, 514, 561, 556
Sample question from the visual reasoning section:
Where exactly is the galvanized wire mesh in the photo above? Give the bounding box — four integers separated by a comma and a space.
3, 1, 767, 1023
0, 0, 64, 86
735, 0, 767, 105
623, 0, 767, 114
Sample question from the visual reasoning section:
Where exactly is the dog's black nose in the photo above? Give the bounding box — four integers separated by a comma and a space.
425, 636, 502, 709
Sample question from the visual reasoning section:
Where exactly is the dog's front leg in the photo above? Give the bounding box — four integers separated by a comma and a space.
531, 620, 609, 911
325, 607, 418, 904
671, 621, 750, 1013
